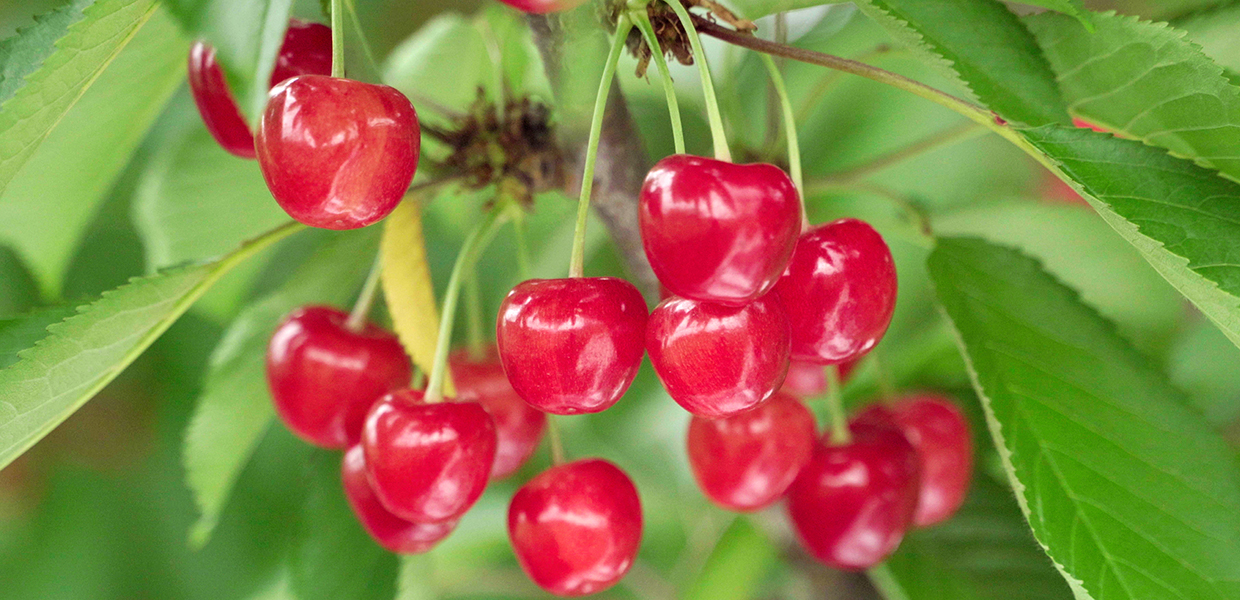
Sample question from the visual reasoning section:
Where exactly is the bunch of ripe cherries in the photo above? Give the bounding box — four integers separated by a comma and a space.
188, 7, 973, 597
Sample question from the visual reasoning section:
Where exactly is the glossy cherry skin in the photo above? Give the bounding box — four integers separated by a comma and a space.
266, 306, 412, 449
496, 278, 648, 415
785, 419, 921, 570
639, 155, 802, 306
508, 459, 642, 597
361, 390, 497, 523
858, 395, 973, 527
342, 445, 457, 554
647, 296, 790, 418
686, 392, 815, 511
256, 75, 420, 230
498, 0, 588, 13
188, 19, 333, 159
780, 357, 859, 397
772, 219, 897, 365
450, 346, 547, 479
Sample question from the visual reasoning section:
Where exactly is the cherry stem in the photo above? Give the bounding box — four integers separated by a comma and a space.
330, 0, 345, 78
463, 268, 487, 361
568, 16, 634, 279
632, 7, 686, 155
345, 254, 383, 332
816, 121, 985, 186
866, 563, 900, 599
825, 364, 851, 445
546, 416, 567, 465
424, 209, 511, 404
758, 53, 806, 227
664, 0, 731, 162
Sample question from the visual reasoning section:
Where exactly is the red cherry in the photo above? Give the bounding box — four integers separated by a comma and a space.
496, 278, 648, 415
646, 296, 790, 418
686, 392, 815, 511
772, 219, 897, 365
508, 459, 642, 596
188, 19, 333, 159
342, 445, 456, 554
498, 0, 588, 13
780, 357, 860, 397
266, 306, 411, 449
639, 155, 802, 306
450, 346, 547, 479
858, 395, 973, 527
256, 75, 420, 230
785, 419, 920, 570
361, 391, 497, 523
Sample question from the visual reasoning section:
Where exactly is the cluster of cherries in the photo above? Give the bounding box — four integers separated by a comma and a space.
189, 9, 975, 598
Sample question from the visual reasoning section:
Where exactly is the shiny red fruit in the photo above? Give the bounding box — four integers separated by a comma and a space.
858, 395, 973, 527
773, 219, 897, 364
496, 278, 648, 415
266, 306, 411, 449
639, 154, 802, 306
188, 19, 332, 159
786, 419, 920, 570
780, 357, 860, 397
508, 459, 642, 597
647, 296, 790, 418
342, 445, 456, 554
450, 346, 547, 479
361, 391, 497, 523
498, 0, 588, 13
256, 75, 420, 229
686, 392, 815, 511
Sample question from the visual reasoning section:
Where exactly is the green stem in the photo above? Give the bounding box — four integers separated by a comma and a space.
664, 0, 731, 162
816, 121, 984, 185
345, 254, 383, 332
867, 563, 911, 600
330, 0, 344, 78
632, 8, 685, 155
463, 268, 486, 360
826, 364, 851, 444
569, 17, 634, 278
759, 53, 804, 212
546, 416, 566, 465
424, 210, 511, 403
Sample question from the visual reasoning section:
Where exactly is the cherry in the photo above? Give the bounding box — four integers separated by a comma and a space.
686, 392, 815, 511
772, 219, 897, 365
342, 445, 456, 554
646, 295, 790, 418
450, 345, 547, 479
639, 154, 802, 306
256, 75, 420, 230
496, 278, 647, 415
780, 357, 859, 397
508, 459, 642, 596
857, 395, 973, 527
188, 19, 332, 159
498, 0, 588, 14
265, 306, 411, 449
785, 419, 920, 570
361, 390, 496, 523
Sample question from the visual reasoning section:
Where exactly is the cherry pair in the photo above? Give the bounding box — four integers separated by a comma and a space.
786, 394, 973, 570
189, 20, 420, 230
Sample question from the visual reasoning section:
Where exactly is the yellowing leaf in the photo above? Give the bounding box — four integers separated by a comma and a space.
380, 199, 452, 395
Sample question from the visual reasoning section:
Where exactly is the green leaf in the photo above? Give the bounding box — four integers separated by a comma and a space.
853, 0, 1070, 126
682, 517, 778, 600
0, 306, 75, 369
133, 94, 288, 269
183, 229, 377, 546
1027, 11, 1240, 183
290, 451, 400, 600
1019, 124, 1240, 353
1012, 1, 1091, 27
1168, 318, 1240, 428
872, 476, 1073, 600
0, 0, 91, 104
163, 0, 294, 122
382, 13, 490, 118
1176, 4, 1240, 76
0, 221, 299, 472
0, 6, 187, 295
0, 245, 39, 317
929, 236, 1240, 600
0, 0, 159, 197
